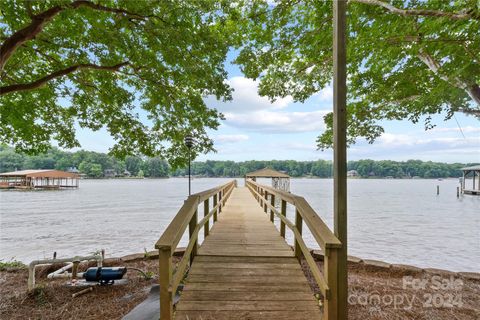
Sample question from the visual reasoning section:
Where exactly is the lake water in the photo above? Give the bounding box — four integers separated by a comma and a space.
0, 178, 478, 272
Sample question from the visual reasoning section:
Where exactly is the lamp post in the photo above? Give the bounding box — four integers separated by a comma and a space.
184, 135, 194, 196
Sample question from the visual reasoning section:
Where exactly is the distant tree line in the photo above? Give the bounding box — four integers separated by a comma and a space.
0, 146, 475, 179
171, 159, 473, 179
0, 146, 169, 178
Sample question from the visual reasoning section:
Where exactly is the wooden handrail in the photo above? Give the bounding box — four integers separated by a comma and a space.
246, 179, 341, 320
155, 196, 199, 251
155, 180, 236, 320
155, 180, 235, 250
246, 180, 341, 250
295, 197, 342, 249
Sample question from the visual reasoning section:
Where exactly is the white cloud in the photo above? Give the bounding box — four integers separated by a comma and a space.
431, 126, 480, 134
350, 132, 480, 162
377, 133, 416, 146
207, 76, 293, 114
376, 133, 480, 149
224, 110, 327, 133
281, 142, 318, 151
214, 134, 249, 144
314, 85, 333, 102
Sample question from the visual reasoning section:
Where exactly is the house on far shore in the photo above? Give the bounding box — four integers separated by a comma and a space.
67, 166, 79, 174
347, 170, 359, 177
104, 169, 116, 178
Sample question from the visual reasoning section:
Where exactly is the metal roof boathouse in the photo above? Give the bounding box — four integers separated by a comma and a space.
245, 168, 291, 193
461, 165, 480, 196
0, 170, 79, 190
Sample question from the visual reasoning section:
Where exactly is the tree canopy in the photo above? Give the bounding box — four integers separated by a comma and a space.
0, 0, 240, 167
235, 0, 480, 149
2, 1, 479, 163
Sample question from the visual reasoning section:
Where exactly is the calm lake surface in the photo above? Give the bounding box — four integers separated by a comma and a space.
0, 178, 479, 272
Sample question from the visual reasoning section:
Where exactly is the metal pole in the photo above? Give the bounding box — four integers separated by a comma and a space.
188, 150, 191, 196
333, 1, 348, 319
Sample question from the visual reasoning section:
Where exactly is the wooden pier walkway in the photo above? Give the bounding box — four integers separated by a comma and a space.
156, 180, 342, 320
175, 187, 320, 319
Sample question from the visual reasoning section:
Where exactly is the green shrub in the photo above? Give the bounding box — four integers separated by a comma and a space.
0, 259, 26, 271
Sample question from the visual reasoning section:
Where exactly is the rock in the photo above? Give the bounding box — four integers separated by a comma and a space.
458, 272, 480, 281
424, 268, 457, 277
347, 255, 363, 264
173, 247, 186, 256
391, 264, 423, 274
145, 251, 159, 259
363, 259, 391, 269
119, 248, 185, 262
120, 253, 145, 262
311, 250, 324, 261
103, 257, 122, 265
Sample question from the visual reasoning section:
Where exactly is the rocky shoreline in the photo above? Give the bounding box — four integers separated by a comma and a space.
1, 249, 479, 320
119, 247, 480, 281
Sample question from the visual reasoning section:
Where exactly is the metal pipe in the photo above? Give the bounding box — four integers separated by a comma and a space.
28, 254, 102, 292
47, 262, 73, 279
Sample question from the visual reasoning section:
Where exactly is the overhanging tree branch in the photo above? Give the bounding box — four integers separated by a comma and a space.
351, 0, 478, 21
417, 50, 480, 109
0, 5, 63, 71
0, 0, 154, 72
69, 0, 148, 20
0, 62, 129, 95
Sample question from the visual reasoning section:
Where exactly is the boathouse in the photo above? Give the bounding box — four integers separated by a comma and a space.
0, 169, 79, 190
245, 168, 290, 192
461, 165, 480, 195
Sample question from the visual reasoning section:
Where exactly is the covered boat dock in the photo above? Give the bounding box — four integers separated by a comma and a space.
461, 165, 480, 195
245, 168, 290, 192
0, 169, 79, 190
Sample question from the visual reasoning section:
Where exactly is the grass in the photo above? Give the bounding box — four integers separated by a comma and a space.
0, 259, 26, 271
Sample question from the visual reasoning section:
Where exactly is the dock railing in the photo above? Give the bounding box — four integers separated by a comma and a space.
155, 180, 236, 320
246, 179, 342, 320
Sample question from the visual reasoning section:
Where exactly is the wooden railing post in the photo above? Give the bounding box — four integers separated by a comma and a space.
213, 194, 218, 222
280, 200, 287, 238
264, 190, 268, 213
204, 198, 210, 238
219, 190, 223, 213
324, 247, 339, 320
189, 209, 198, 265
294, 208, 303, 259
158, 247, 173, 320
270, 194, 275, 222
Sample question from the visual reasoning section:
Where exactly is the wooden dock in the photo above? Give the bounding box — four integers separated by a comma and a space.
175, 187, 320, 319
156, 180, 342, 320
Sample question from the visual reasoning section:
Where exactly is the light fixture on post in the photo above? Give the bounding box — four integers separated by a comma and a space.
184, 135, 194, 196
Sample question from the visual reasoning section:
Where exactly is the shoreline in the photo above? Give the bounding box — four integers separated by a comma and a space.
1, 248, 479, 320
4, 248, 478, 280
118, 248, 480, 282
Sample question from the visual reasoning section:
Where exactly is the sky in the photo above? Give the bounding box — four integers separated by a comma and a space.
74, 51, 480, 164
